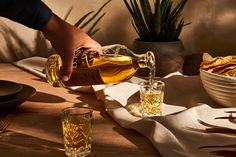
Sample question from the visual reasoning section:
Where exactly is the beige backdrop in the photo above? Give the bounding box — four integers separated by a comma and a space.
1, 0, 236, 62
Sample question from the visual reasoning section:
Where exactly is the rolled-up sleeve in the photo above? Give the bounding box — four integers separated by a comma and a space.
0, 0, 53, 30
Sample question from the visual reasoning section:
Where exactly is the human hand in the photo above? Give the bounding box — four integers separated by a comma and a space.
42, 14, 101, 81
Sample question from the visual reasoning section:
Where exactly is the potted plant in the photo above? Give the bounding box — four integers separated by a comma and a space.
123, 0, 189, 77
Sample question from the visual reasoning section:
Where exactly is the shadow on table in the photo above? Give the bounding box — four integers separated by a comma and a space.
91, 137, 159, 157
0, 131, 64, 157
113, 125, 160, 156
29, 91, 66, 103
200, 144, 236, 157
32, 78, 47, 83
72, 92, 105, 111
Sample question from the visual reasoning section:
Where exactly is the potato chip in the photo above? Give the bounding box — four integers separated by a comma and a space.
200, 53, 236, 77
215, 65, 236, 75
228, 68, 236, 77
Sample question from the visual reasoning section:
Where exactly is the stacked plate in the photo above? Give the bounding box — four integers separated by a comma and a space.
0, 80, 36, 112
200, 69, 236, 107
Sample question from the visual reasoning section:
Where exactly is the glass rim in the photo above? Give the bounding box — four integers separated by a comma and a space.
62, 106, 93, 116
139, 80, 165, 86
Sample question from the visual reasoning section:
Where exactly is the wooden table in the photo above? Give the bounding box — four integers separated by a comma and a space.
0, 64, 160, 157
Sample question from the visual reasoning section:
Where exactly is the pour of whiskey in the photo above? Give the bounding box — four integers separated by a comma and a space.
45, 44, 155, 87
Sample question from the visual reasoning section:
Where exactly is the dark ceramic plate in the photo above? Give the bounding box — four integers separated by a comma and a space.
0, 84, 36, 112
0, 80, 23, 99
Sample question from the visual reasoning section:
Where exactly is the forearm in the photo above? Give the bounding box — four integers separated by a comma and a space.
0, 0, 53, 30
41, 14, 67, 42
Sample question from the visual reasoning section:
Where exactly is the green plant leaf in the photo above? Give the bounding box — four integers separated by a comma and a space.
132, 0, 150, 38
124, 0, 189, 41
154, 0, 161, 36
160, 0, 172, 23
132, 20, 141, 37
124, 0, 143, 37
124, 0, 143, 36
139, 0, 152, 30
169, 0, 187, 26
170, 19, 183, 40
124, 0, 154, 39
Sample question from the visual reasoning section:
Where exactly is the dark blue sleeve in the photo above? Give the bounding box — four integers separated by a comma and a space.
0, 0, 53, 30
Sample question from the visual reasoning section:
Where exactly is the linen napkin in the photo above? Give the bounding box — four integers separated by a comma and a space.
103, 73, 236, 157
130, 104, 236, 157
13, 56, 47, 79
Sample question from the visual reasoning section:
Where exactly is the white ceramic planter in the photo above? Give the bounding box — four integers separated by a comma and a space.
132, 39, 185, 77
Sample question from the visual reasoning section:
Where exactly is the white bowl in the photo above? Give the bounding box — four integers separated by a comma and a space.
200, 69, 236, 107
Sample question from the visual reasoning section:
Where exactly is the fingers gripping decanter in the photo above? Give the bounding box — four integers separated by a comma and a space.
45, 44, 156, 87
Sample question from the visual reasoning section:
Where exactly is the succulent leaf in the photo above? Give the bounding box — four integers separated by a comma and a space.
123, 0, 189, 42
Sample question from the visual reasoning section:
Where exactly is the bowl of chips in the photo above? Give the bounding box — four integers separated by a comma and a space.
200, 53, 236, 107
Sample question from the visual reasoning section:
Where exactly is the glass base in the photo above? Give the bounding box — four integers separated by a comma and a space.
65, 146, 91, 157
